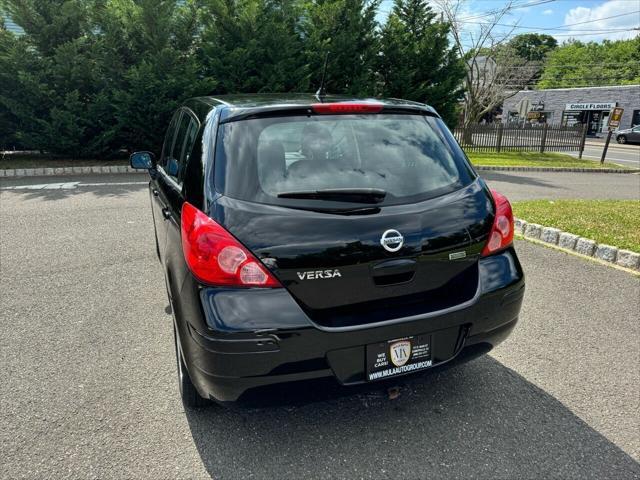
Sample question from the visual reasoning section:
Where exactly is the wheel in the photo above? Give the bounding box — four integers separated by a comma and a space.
174, 326, 210, 408
617, 135, 627, 144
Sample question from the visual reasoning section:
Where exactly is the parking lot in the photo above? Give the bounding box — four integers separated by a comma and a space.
1, 173, 639, 479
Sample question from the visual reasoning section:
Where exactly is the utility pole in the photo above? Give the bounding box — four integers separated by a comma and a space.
600, 129, 613, 165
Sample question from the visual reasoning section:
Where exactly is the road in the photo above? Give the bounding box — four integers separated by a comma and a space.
481, 170, 639, 201
1, 175, 639, 479
579, 141, 640, 168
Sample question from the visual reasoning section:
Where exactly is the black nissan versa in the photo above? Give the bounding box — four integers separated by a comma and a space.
130, 94, 525, 407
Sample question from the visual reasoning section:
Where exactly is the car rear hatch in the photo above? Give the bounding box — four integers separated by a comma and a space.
210, 103, 493, 328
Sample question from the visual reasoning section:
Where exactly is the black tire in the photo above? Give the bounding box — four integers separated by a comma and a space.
174, 326, 210, 408
617, 135, 627, 144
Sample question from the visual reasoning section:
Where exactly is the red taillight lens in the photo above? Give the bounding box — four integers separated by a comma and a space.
481, 189, 514, 257
311, 102, 384, 114
180, 202, 281, 287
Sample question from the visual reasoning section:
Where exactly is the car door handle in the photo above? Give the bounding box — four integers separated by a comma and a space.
162, 207, 171, 220
152, 189, 159, 197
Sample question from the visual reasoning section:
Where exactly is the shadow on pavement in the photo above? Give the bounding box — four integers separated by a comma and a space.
185, 356, 639, 480
479, 171, 559, 188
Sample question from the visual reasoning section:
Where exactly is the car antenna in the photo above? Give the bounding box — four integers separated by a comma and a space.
315, 52, 330, 101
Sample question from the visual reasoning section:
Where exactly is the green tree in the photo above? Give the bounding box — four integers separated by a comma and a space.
507, 33, 557, 62
538, 38, 640, 89
0, 0, 212, 157
0, 21, 24, 149
199, 0, 308, 93
378, 0, 465, 125
302, 0, 380, 95
0, 0, 105, 156
94, 0, 214, 154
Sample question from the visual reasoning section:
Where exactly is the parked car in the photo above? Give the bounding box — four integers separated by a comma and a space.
616, 126, 640, 144
130, 94, 525, 407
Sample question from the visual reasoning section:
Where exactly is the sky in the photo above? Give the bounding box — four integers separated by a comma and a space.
378, 0, 640, 45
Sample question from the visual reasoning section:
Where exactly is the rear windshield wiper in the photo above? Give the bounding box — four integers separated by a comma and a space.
277, 188, 387, 204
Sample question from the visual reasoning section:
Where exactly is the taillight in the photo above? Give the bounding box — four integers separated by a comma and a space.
180, 202, 281, 287
481, 189, 514, 257
311, 102, 384, 114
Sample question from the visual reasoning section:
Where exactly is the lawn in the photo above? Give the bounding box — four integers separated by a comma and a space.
512, 200, 640, 252
467, 151, 628, 169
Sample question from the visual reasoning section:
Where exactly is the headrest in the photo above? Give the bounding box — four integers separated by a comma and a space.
257, 141, 286, 186
302, 123, 333, 161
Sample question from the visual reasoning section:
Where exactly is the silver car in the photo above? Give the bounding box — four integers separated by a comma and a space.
616, 126, 640, 144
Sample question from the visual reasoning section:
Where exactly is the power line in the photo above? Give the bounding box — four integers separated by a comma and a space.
545, 63, 640, 67
458, 23, 638, 33
378, 0, 557, 21
496, 63, 640, 68
539, 10, 640, 29
458, 30, 639, 40
458, 11, 640, 31
504, 77, 640, 86
516, 76, 640, 81
457, 0, 557, 21
459, 28, 639, 37
504, 82, 635, 91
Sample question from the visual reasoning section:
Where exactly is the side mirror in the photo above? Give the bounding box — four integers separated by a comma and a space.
130, 151, 155, 170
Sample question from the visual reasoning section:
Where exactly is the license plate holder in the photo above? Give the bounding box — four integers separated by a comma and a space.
366, 334, 432, 381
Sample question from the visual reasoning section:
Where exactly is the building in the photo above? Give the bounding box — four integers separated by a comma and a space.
503, 85, 640, 135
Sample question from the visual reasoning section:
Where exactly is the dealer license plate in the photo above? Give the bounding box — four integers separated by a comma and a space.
366, 335, 432, 381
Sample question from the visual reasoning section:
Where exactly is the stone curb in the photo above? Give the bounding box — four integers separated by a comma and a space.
2, 165, 638, 178
0, 165, 143, 177
515, 218, 640, 271
475, 166, 638, 174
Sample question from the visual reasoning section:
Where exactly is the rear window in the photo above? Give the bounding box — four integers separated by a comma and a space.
214, 114, 475, 207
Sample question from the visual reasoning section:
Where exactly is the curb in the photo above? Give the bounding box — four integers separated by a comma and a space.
2, 165, 638, 177
475, 166, 638, 173
515, 218, 640, 272
0, 165, 143, 177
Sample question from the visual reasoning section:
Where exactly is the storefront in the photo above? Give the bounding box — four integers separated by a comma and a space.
561, 102, 616, 134
526, 101, 551, 124
503, 85, 640, 136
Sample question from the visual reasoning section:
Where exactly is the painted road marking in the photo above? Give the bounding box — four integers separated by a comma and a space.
1, 181, 147, 190
81, 182, 148, 187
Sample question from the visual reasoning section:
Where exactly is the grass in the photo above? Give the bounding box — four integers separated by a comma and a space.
512, 200, 640, 252
467, 151, 628, 169
0, 153, 128, 169
1, 150, 630, 170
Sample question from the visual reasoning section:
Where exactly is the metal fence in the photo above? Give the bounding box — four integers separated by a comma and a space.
453, 124, 587, 154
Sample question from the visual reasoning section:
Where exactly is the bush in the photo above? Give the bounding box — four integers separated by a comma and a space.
0, 0, 465, 158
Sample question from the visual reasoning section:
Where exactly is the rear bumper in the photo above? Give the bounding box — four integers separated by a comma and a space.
177, 249, 524, 402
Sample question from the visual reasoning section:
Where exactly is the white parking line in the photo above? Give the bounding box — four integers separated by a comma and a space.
1, 182, 80, 190
1, 181, 147, 190
81, 182, 148, 187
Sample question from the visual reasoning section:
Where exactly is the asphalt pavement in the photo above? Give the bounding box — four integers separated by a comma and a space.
579, 142, 640, 168
481, 170, 639, 201
1, 175, 639, 479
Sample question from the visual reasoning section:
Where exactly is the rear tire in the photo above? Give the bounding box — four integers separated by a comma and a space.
617, 135, 627, 144
174, 326, 210, 408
